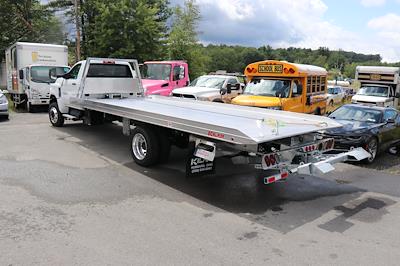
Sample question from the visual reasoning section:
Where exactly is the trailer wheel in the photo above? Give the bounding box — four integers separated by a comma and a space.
49, 102, 64, 127
131, 126, 160, 167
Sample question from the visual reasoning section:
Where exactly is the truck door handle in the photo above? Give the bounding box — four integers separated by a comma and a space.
72, 83, 77, 85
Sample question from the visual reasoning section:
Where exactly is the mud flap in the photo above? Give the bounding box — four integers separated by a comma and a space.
186, 142, 216, 178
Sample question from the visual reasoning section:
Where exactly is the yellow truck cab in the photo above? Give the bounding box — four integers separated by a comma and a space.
232, 60, 328, 115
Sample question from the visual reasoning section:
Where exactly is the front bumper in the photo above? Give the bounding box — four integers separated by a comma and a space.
29, 99, 50, 105
322, 134, 368, 150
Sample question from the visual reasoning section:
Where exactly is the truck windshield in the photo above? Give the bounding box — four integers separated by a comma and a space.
143, 64, 171, 80
243, 78, 291, 97
189, 76, 226, 89
357, 86, 389, 97
31, 66, 69, 84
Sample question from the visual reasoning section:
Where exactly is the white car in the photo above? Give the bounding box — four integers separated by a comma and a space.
171, 75, 243, 103
326, 86, 346, 106
0, 90, 9, 119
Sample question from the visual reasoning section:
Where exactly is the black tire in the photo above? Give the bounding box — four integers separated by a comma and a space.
130, 125, 160, 167
48, 102, 64, 127
26, 102, 35, 113
157, 130, 171, 163
363, 137, 379, 164
314, 108, 321, 115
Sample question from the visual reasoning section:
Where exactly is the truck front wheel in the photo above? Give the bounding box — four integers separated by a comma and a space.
131, 126, 160, 167
49, 102, 65, 127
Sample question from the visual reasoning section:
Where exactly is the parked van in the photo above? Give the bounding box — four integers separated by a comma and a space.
232, 60, 328, 115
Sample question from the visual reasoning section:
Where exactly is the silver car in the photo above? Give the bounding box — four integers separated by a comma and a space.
0, 90, 9, 119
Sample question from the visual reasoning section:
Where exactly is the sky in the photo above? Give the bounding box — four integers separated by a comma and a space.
170, 0, 400, 62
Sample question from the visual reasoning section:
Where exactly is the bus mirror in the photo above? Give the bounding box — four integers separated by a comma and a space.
297, 84, 303, 94
306, 95, 312, 105
396, 92, 400, 98
19, 69, 24, 80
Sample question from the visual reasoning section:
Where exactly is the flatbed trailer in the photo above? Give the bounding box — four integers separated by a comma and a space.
49, 58, 370, 184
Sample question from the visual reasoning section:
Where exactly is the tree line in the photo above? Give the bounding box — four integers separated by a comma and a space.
1, 0, 399, 79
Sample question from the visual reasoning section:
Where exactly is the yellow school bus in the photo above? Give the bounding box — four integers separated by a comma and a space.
232, 60, 328, 114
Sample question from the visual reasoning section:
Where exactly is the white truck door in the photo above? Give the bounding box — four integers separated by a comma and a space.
60, 63, 82, 106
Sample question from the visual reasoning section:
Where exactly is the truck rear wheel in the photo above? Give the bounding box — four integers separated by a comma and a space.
49, 102, 64, 127
130, 126, 160, 167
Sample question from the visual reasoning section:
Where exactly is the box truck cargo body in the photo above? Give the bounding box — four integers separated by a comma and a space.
5, 42, 69, 111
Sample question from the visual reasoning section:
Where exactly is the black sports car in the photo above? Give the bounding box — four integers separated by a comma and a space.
323, 104, 400, 163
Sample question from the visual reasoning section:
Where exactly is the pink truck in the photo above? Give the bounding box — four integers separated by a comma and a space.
141, 61, 189, 96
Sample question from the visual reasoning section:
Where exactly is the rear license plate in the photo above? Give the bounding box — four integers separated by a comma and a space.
261, 153, 280, 170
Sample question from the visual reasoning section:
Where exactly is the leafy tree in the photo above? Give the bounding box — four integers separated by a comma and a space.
0, 0, 65, 57
167, 0, 209, 78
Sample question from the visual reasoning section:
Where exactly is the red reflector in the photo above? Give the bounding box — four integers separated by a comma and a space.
246, 67, 252, 73
252, 68, 257, 73
268, 177, 276, 183
284, 68, 289, 74
289, 68, 295, 74
281, 172, 289, 179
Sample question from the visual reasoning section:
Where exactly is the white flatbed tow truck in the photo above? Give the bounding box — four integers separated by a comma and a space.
48, 58, 370, 184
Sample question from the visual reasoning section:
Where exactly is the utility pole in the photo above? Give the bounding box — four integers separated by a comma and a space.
74, 0, 81, 61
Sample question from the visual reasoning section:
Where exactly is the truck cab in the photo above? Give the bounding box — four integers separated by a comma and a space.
20, 65, 70, 111
141, 61, 189, 96
49, 59, 140, 118
353, 66, 400, 107
171, 74, 243, 103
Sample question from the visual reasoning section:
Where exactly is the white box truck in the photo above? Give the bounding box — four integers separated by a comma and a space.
353, 66, 400, 107
5, 42, 70, 112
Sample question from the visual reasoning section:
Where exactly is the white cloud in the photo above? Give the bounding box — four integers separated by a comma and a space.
360, 0, 386, 7
172, 0, 398, 62
367, 13, 400, 62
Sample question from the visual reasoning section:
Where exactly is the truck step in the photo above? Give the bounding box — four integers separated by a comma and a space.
62, 114, 79, 120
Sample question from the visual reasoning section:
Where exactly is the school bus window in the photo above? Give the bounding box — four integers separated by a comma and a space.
307, 77, 312, 94
312, 76, 317, 93
321, 77, 326, 92
316, 76, 321, 92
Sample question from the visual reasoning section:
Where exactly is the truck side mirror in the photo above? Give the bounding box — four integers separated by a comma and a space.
220, 88, 228, 95
19, 69, 24, 80
386, 118, 395, 124
226, 84, 232, 94
396, 92, 400, 98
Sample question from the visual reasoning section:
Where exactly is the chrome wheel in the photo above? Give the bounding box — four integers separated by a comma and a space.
367, 138, 378, 163
49, 106, 59, 124
132, 133, 147, 161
